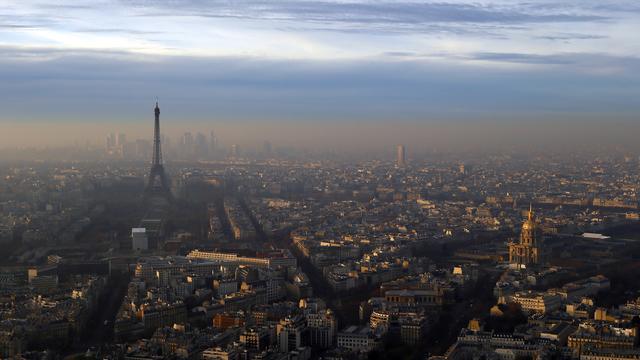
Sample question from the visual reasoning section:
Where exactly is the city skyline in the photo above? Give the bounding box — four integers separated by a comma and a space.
7, 119, 640, 156
4, 2, 640, 359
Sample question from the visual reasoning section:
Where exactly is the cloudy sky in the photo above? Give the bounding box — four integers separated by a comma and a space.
0, 0, 639, 130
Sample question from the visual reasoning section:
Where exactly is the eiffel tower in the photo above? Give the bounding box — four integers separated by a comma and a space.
144, 100, 172, 203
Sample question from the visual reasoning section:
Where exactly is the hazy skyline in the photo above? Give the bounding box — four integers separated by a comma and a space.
4, 120, 640, 156
1, 0, 638, 130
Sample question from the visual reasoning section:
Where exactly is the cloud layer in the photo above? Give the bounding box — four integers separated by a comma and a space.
2, 0, 637, 60
0, 0, 638, 124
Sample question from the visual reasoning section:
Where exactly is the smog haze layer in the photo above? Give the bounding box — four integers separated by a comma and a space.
1, 0, 639, 152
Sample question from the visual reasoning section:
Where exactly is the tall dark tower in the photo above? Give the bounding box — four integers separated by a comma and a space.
396, 145, 406, 167
145, 100, 172, 202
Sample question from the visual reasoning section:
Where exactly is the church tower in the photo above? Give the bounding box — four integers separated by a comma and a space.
508, 205, 541, 269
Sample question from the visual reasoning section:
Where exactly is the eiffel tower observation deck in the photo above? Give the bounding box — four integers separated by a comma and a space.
144, 100, 172, 206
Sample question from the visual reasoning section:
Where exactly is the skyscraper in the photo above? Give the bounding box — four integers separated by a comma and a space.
230, 144, 239, 158
263, 140, 272, 156
105, 133, 116, 155
114, 133, 126, 158
116, 133, 126, 147
396, 145, 406, 167
195, 132, 208, 159
209, 131, 217, 156
181, 132, 194, 158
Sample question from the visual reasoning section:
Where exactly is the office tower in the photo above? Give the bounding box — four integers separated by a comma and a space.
113, 133, 126, 158
116, 133, 126, 147
106, 133, 116, 152
144, 101, 172, 202
396, 145, 406, 167
195, 132, 208, 158
508, 205, 541, 269
160, 134, 171, 159
181, 132, 194, 158
263, 140, 272, 156
209, 131, 217, 155
230, 144, 239, 158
